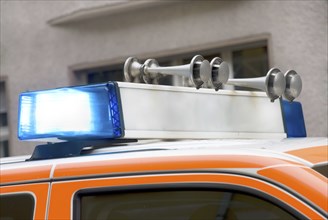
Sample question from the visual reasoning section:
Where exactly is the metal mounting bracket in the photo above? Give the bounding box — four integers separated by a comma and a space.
27, 139, 137, 161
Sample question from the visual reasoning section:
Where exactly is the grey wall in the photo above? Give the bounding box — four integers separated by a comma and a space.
1, 1, 327, 155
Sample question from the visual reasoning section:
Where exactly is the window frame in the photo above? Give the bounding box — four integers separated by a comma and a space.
70, 34, 271, 87
72, 41, 269, 89
73, 183, 306, 220
0, 183, 50, 219
48, 172, 325, 219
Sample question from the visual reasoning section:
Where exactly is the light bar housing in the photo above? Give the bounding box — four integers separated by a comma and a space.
18, 82, 289, 141
18, 82, 123, 141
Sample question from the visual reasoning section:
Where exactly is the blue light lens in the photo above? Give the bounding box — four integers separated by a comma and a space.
281, 100, 306, 138
18, 82, 123, 140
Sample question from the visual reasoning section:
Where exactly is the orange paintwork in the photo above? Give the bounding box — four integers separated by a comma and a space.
48, 173, 324, 219
0, 183, 49, 220
286, 145, 328, 164
54, 155, 300, 179
258, 165, 328, 213
0, 165, 52, 185
1, 151, 327, 219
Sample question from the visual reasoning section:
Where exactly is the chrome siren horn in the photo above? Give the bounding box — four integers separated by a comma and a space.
143, 55, 211, 89
226, 68, 286, 102
124, 57, 161, 83
142, 59, 163, 84
124, 55, 211, 89
209, 57, 230, 91
124, 57, 143, 82
284, 70, 302, 102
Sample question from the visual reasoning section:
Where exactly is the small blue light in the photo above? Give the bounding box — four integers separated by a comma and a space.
18, 82, 123, 140
281, 100, 306, 138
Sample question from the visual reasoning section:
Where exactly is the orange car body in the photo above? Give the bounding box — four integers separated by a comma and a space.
1, 138, 327, 220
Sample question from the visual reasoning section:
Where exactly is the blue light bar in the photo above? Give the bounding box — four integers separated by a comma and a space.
281, 100, 306, 138
18, 82, 123, 140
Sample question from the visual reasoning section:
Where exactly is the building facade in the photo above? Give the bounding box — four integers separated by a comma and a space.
1, 1, 327, 156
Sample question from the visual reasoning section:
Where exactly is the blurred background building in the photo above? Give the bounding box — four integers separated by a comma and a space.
1, 1, 327, 156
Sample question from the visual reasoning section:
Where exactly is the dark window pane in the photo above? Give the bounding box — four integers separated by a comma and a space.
0, 194, 34, 220
0, 113, 8, 127
156, 61, 174, 85
203, 54, 222, 63
233, 47, 269, 90
157, 75, 173, 85
79, 190, 297, 220
0, 81, 6, 112
313, 164, 328, 178
87, 69, 124, 84
0, 140, 9, 157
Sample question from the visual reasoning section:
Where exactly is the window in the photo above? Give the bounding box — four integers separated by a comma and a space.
313, 164, 328, 178
0, 81, 8, 127
78, 189, 298, 220
74, 41, 268, 91
0, 140, 9, 158
233, 46, 269, 79
0, 80, 9, 157
0, 194, 35, 220
85, 67, 124, 84
0, 113, 8, 127
232, 46, 269, 90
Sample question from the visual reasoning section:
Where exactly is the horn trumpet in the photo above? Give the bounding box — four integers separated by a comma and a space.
209, 57, 230, 91
283, 70, 302, 102
124, 55, 211, 89
226, 68, 286, 102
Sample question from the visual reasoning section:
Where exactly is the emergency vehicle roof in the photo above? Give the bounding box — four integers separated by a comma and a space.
1, 138, 326, 183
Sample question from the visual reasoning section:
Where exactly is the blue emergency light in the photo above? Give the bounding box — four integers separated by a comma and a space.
281, 100, 306, 138
18, 82, 123, 140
